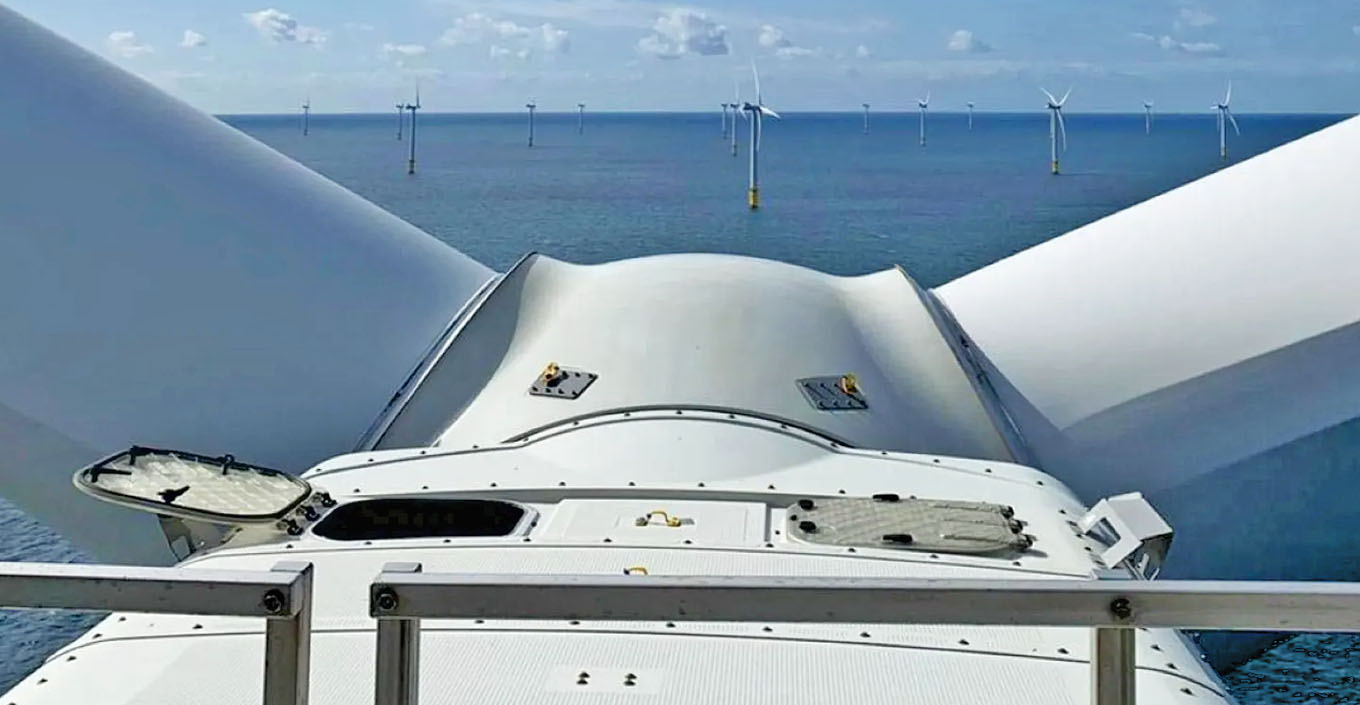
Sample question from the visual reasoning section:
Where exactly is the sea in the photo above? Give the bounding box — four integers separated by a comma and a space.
2, 110, 1358, 702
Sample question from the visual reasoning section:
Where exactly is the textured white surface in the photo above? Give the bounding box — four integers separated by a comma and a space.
5, 418, 1230, 705
937, 115, 1360, 500
377, 254, 1013, 462
83, 454, 306, 518
0, 6, 490, 562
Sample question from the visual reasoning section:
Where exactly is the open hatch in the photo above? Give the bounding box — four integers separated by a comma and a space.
74, 446, 316, 525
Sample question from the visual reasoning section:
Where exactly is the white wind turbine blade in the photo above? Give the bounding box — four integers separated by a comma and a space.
934, 114, 1360, 512
1226, 108, 1240, 135
1058, 87, 1071, 107
1040, 87, 1058, 105
1055, 108, 1068, 152
759, 105, 781, 119
0, 5, 492, 563
1224, 80, 1233, 106
752, 62, 762, 104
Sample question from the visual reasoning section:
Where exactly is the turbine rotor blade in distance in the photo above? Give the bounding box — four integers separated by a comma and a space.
1056, 109, 1068, 152
1226, 109, 1240, 135
1040, 87, 1058, 105
760, 105, 781, 119
1058, 87, 1072, 107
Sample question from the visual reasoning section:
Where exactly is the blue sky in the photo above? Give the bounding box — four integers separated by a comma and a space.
9, 0, 1360, 114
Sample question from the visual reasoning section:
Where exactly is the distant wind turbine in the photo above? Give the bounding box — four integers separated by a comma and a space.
526, 99, 536, 147
1214, 82, 1239, 160
395, 103, 404, 140
721, 102, 729, 139
730, 83, 739, 157
577, 102, 585, 135
301, 97, 310, 136
917, 92, 930, 146
1041, 87, 1070, 175
967, 101, 975, 132
404, 87, 420, 175
1143, 100, 1154, 135
862, 103, 870, 134
741, 64, 779, 209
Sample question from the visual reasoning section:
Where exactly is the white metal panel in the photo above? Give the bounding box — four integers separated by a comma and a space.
8, 629, 1229, 705
935, 114, 1360, 501
376, 254, 1013, 462
538, 499, 768, 546
0, 6, 491, 563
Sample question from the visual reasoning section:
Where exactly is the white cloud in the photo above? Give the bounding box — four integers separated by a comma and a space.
1352, 25, 1360, 37
946, 29, 991, 53
344, 22, 376, 32
855, 44, 871, 59
758, 24, 792, 49
440, 13, 569, 53
636, 9, 729, 59
540, 23, 570, 53
107, 31, 153, 58
180, 29, 206, 49
755, 23, 825, 60
1178, 8, 1217, 28
490, 44, 531, 61
1132, 32, 1222, 55
243, 9, 328, 46
382, 43, 428, 57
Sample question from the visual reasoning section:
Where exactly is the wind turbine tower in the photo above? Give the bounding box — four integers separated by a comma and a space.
396, 103, 404, 140
301, 97, 310, 136
721, 103, 729, 139
1144, 101, 1154, 135
741, 65, 780, 209
1214, 82, 1239, 160
1041, 87, 1070, 175
730, 84, 740, 157
577, 102, 585, 135
967, 101, 975, 131
917, 92, 929, 146
405, 88, 420, 175
862, 103, 870, 134
526, 100, 537, 147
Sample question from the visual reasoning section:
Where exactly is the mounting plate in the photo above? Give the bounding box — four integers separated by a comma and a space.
529, 366, 598, 399
797, 375, 868, 411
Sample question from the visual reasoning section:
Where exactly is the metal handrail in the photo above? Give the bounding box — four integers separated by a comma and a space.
0, 560, 313, 705
368, 565, 1360, 705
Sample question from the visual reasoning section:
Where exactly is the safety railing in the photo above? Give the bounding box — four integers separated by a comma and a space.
0, 560, 313, 705
368, 564, 1360, 705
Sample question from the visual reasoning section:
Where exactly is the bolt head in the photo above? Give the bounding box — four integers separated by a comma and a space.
262, 589, 287, 615
374, 588, 399, 612
1109, 597, 1133, 620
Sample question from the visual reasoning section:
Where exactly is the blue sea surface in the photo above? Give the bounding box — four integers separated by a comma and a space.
3, 110, 1358, 700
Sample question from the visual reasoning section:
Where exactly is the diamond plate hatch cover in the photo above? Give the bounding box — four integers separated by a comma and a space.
797, 374, 867, 411
529, 363, 597, 399
785, 496, 1033, 555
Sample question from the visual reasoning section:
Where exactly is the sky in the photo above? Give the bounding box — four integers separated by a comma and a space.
8, 0, 1360, 114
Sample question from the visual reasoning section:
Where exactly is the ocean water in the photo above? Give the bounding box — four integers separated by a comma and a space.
3, 110, 1359, 700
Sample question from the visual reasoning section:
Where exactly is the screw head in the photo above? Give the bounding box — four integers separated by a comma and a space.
374, 588, 399, 612
262, 589, 287, 615
1109, 597, 1133, 620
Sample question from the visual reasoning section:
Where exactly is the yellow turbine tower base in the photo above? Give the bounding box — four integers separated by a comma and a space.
1051, 161, 1060, 175
407, 159, 415, 175
748, 188, 760, 209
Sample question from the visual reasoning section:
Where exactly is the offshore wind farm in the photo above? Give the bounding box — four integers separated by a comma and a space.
2, 105, 1354, 703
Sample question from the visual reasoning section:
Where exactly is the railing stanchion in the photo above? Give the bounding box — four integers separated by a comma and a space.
264, 561, 314, 705
1091, 626, 1136, 705
374, 562, 422, 705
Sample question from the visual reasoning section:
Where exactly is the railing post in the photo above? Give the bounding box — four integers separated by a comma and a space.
263, 561, 313, 705
1091, 627, 1136, 705
374, 562, 422, 705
